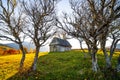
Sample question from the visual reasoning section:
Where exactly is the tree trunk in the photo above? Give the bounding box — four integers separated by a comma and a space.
101, 46, 111, 69
79, 40, 85, 53
79, 40, 87, 58
110, 39, 120, 61
117, 55, 120, 72
103, 48, 111, 68
100, 37, 111, 69
19, 43, 26, 70
91, 47, 99, 72
86, 41, 92, 56
31, 47, 40, 71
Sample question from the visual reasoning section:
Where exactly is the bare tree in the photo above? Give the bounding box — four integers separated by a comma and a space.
81, 0, 120, 70
57, 0, 120, 71
56, 0, 100, 71
86, 0, 120, 69
0, 0, 26, 70
109, 20, 120, 61
99, 21, 120, 69
22, 0, 58, 71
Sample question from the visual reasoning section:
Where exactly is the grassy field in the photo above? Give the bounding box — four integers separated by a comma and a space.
0, 50, 120, 80
0, 52, 48, 80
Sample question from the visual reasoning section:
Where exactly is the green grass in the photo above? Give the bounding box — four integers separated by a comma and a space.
1, 50, 120, 80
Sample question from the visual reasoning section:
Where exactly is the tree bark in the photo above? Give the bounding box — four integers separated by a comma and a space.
110, 39, 120, 61
79, 40, 85, 53
117, 55, 120, 72
79, 40, 87, 58
103, 49, 111, 68
19, 43, 26, 70
91, 43, 99, 72
86, 41, 92, 56
100, 37, 111, 69
31, 47, 40, 71
102, 38, 120, 69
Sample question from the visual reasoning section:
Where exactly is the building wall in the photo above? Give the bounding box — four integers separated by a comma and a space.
57, 45, 65, 52
50, 45, 71, 52
50, 45, 57, 52
65, 47, 71, 51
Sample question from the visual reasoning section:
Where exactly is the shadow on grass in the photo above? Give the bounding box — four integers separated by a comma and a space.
7, 68, 120, 80
7, 68, 43, 80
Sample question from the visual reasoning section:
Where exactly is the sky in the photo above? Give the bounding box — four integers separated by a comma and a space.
54, 0, 114, 50
41, 0, 114, 51
0, 0, 80, 51
56, 0, 73, 16
56, 0, 80, 49
0, 0, 115, 52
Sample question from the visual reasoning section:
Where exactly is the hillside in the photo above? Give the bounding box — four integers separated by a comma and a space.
0, 44, 18, 55
3, 50, 119, 80
2, 42, 35, 50
2, 42, 49, 52
0, 44, 13, 49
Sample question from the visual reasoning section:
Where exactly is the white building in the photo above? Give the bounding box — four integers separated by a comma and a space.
49, 37, 72, 52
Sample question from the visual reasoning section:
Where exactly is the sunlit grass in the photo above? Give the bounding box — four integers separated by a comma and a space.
0, 52, 48, 80
8, 50, 120, 80
1, 50, 120, 80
